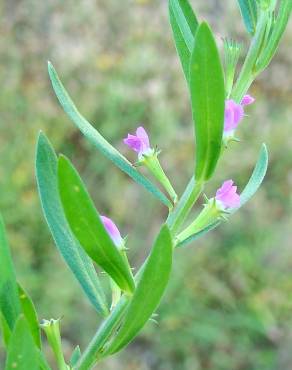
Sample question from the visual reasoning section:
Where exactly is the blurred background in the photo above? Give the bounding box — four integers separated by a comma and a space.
0, 0, 291, 369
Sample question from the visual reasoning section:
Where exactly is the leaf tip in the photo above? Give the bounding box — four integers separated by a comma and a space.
47, 60, 54, 71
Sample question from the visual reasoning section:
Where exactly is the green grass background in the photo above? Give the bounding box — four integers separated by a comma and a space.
0, 0, 291, 369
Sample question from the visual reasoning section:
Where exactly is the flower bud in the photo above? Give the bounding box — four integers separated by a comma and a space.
40, 318, 68, 370
100, 215, 124, 249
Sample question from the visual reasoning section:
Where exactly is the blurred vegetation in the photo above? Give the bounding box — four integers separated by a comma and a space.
0, 0, 291, 369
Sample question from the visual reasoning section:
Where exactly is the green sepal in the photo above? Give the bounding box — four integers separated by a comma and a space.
176, 198, 221, 244
142, 152, 177, 205
58, 155, 135, 294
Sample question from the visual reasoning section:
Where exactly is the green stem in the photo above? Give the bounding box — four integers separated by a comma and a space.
75, 297, 130, 370
166, 178, 204, 234
231, 10, 268, 102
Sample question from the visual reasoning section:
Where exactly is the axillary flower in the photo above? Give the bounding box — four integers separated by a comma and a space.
224, 94, 255, 142
101, 215, 124, 249
123, 126, 154, 159
215, 180, 240, 209
124, 126, 177, 204
176, 179, 241, 244
100, 215, 126, 307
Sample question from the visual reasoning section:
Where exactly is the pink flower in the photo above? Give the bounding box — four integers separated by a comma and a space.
215, 180, 240, 209
123, 126, 153, 158
100, 215, 123, 247
224, 100, 244, 132
224, 95, 255, 134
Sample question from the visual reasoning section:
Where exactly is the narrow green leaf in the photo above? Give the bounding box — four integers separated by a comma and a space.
58, 155, 135, 294
104, 225, 173, 354
0, 215, 21, 330
47, 62, 172, 209
70, 346, 81, 367
256, 0, 292, 72
5, 315, 38, 370
169, 0, 199, 79
36, 132, 109, 316
237, 0, 258, 35
177, 144, 268, 247
236, 143, 268, 207
190, 22, 225, 181
0, 312, 11, 348
18, 284, 41, 349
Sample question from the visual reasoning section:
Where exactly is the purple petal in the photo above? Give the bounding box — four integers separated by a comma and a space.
224, 100, 244, 132
241, 95, 255, 106
136, 126, 150, 149
123, 135, 143, 154
100, 215, 123, 247
124, 126, 152, 156
216, 179, 240, 209
216, 180, 233, 197
233, 104, 244, 125
224, 104, 235, 132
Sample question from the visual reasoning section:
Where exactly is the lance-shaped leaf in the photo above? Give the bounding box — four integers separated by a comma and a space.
58, 155, 135, 294
190, 22, 225, 182
47, 62, 172, 209
177, 144, 268, 248
0, 215, 21, 331
104, 225, 173, 355
256, 0, 292, 72
5, 315, 39, 370
18, 284, 41, 349
36, 133, 109, 316
169, 0, 199, 80
237, 0, 258, 35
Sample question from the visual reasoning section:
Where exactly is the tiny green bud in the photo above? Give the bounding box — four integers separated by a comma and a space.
224, 38, 242, 98
40, 318, 68, 370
